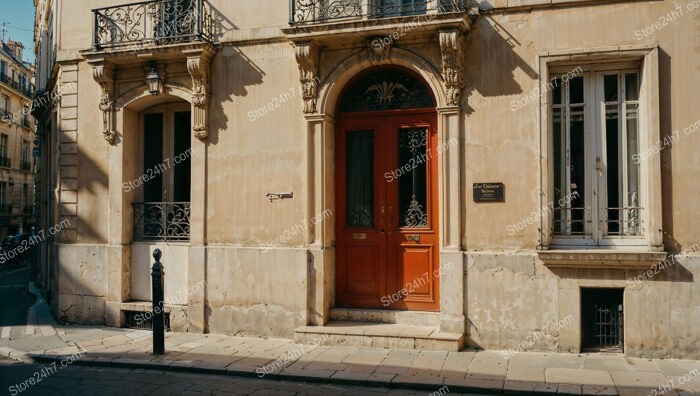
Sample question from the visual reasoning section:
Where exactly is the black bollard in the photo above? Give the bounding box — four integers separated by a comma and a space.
151, 248, 165, 355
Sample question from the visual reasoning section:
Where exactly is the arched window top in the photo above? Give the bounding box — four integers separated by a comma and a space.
339, 68, 435, 113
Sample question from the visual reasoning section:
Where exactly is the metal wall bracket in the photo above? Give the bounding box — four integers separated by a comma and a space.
266, 192, 294, 202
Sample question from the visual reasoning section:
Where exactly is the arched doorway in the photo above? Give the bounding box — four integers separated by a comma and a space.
335, 67, 440, 311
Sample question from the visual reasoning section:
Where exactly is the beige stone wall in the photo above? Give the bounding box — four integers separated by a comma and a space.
40, 0, 700, 355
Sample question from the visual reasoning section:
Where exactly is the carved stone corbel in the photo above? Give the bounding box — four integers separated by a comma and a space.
367, 36, 391, 63
90, 61, 117, 144
294, 41, 319, 114
185, 47, 215, 140
439, 29, 465, 107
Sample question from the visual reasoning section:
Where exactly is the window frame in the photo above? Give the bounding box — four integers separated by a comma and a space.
538, 47, 663, 251
138, 102, 191, 203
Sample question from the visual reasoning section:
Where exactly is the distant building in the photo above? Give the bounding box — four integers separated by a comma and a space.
33, 0, 700, 359
0, 39, 36, 238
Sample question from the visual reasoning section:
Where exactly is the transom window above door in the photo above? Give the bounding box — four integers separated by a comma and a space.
550, 65, 647, 247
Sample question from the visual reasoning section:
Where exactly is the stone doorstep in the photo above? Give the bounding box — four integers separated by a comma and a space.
329, 308, 440, 327
294, 321, 464, 351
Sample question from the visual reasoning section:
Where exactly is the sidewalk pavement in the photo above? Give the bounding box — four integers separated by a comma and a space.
1, 285, 699, 395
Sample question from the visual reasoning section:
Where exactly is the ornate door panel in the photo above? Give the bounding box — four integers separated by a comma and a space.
386, 116, 439, 311
336, 113, 439, 311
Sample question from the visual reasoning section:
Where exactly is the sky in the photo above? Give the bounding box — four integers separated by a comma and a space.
0, 0, 37, 65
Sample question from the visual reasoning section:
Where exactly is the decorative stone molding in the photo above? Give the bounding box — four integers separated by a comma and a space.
184, 47, 215, 140
90, 61, 117, 144
294, 41, 320, 114
367, 37, 391, 63
439, 29, 465, 107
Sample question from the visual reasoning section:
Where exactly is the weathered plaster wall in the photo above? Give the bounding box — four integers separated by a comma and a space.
205, 247, 308, 337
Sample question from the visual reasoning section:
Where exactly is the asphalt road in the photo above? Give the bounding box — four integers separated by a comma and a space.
0, 357, 471, 396
0, 265, 34, 329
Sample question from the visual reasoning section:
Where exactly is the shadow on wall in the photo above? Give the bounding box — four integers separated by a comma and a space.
657, 48, 678, 254
462, 14, 538, 116
207, 46, 266, 146
209, 3, 239, 41
71, 149, 109, 244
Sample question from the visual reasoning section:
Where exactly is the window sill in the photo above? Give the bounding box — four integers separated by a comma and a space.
538, 249, 667, 270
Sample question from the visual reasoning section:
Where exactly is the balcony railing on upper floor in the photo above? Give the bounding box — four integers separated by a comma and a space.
92, 0, 213, 51
0, 73, 34, 98
289, 0, 467, 25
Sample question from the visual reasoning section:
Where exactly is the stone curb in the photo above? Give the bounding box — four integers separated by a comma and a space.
0, 346, 35, 364
27, 354, 586, 395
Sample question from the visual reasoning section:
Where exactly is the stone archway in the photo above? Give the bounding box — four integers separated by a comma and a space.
299, 36, 467, 334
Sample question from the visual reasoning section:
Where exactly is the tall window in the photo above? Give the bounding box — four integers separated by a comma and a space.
1, 94, 8, 114
134, 104, 191, 241
0, 61, 6, 81
551, 67, 641, 245
0, 134, 9, 167
22, 140, 30, 171
0, 182, 7, 212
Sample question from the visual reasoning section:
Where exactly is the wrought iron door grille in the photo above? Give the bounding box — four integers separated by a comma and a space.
581, 288, 623, 352
133, 202, 190, 242
289, 0, 467, 25
92, 0, 213, 50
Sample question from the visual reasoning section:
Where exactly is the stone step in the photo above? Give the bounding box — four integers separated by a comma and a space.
294, 321, 464, 351
329, 308, 440, 327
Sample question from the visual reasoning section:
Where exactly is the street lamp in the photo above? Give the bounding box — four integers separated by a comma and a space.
145, 64, 163, 96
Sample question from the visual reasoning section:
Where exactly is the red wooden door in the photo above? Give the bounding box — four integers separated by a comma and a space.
335, 111, 439, 311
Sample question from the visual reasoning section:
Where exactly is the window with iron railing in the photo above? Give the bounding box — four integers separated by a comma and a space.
92, 0, 213, 50
133, 106, 192, 242
551, 67, 643, 246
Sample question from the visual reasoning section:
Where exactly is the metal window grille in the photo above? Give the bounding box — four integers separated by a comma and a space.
581, 288, 623, 352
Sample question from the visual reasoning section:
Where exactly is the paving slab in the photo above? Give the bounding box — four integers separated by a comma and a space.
546, 368, 615, 386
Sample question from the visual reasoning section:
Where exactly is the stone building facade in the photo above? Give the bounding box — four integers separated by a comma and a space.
33, 0, 700, 358
0, 40, 36, 238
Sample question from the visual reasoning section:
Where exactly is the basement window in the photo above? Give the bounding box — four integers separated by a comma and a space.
581, 288, 623, 352
125, 311, 170, 331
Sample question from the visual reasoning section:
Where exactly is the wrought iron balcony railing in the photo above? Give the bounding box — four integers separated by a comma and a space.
0, 74, 33, 97
289, 0, 467, 25
133, 202, 190, 242
93, 0, 213, 50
